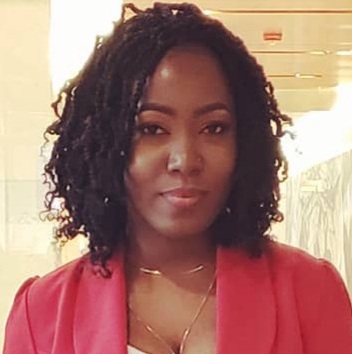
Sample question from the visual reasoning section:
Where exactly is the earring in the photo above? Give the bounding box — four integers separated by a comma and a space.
225, 206, 232, 215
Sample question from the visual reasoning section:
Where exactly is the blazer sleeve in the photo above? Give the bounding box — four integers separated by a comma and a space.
3, 277, 39, 354
303, 260, 352, 354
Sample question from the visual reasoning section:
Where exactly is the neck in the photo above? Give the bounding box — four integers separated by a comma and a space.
126, 228, 216, 274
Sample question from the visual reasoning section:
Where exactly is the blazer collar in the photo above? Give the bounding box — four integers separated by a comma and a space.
73, 247, 276, 354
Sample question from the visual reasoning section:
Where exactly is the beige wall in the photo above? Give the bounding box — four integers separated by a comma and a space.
0, 0, 58, 347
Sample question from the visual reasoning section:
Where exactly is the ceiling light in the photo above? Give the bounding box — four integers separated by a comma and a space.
202, 9, 213, 16
294, 73, 320, 79
309, 50, 331, 55
336, 50, 352, 56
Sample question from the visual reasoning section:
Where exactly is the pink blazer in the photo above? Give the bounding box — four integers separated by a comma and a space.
4, 242, 352, 354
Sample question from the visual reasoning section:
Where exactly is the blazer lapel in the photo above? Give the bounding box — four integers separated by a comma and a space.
73, 252, 128, 354
72, 247, 276, 354
216, 247, 276, 354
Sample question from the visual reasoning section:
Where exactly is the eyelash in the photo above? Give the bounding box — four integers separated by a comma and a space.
136, 123, 167, 136
201, 122, 230, 135
135, 122, 231, 136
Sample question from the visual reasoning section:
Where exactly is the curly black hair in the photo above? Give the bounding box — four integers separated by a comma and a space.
43, 2, 291, 267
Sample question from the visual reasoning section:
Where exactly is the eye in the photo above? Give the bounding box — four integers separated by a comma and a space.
136, 123, 167, 136
201, 122, 230, 135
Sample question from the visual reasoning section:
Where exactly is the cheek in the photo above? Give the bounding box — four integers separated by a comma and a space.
124, 143, 164, 192
207, 142, 237, 179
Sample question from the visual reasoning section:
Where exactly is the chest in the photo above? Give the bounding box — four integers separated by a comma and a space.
128, 277, 216, 354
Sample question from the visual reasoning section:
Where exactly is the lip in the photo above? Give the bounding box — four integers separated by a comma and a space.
161, 187, 207, 208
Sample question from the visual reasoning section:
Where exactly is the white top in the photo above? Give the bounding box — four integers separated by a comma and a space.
127, 345, 150, 354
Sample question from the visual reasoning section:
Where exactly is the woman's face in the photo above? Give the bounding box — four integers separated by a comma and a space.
124, 44, 237, 239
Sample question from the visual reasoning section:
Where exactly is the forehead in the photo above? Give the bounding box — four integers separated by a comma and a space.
153, 44, 226, 80
142, 44, 233, 106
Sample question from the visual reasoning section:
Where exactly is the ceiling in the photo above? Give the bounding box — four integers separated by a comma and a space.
123, 0, 352, 113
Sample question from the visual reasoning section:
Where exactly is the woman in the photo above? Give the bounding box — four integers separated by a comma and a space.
4, 3, 352, 354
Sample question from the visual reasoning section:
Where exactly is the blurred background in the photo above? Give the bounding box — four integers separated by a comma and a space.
1, 0, 351, 347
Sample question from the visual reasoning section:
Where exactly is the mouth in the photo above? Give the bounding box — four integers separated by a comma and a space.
161, 187, 207, 208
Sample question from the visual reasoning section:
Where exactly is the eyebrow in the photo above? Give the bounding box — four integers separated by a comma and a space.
138, 102, 232, 117
138, 103, 175, 116
194, 102, 232, 117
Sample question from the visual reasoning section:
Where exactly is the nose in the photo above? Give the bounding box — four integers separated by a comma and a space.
166, 135, 203, 176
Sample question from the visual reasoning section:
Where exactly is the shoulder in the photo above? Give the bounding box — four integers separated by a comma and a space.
266, 240, 333, 272
4, 255, 92, 352
14, 251, 124, 308
267, 240, 349, 281
264, 240, 346, 292
9, 255, 92, 323
5, 252, 124, 352
265, 241, 352, 329
222, 240, 338, 281
26, 255, 89, 299
16, 252, 124, 313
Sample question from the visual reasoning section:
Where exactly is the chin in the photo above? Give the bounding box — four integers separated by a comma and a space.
152, 220, 213, 240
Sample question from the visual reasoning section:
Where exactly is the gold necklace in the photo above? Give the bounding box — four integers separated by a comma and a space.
138, 263, 206, 276
127, 256, 210, 276
128, 273, 216, 354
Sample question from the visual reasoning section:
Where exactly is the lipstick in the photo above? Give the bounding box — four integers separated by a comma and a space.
161, 188, 206, 208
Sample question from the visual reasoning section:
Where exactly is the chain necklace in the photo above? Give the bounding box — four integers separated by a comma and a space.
137, 263, 207, 276
127, 256, 212, 277
128, 272, 216, 354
